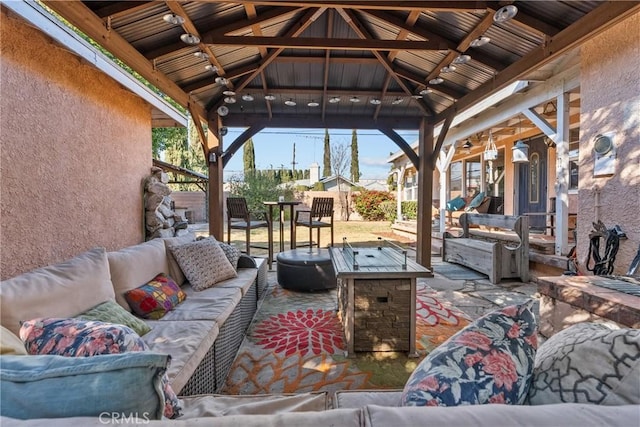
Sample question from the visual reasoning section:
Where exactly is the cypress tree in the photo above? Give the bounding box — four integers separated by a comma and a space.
350, 129, 360, 182
323, 129, 332, 177
243, 138, 256, 176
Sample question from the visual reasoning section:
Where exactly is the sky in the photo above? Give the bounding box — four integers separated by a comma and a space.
222, 128, 419, 181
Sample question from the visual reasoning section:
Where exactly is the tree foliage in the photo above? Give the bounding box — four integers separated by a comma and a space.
322, 129, 332, 177
243, 138, 256, 175
227, 172, 294, 219
350, 129, 360, 182
353, 190, 395, 221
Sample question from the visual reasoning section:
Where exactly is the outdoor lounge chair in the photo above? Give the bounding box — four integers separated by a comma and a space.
292, 197, 334, 249
226, 197, 273, 265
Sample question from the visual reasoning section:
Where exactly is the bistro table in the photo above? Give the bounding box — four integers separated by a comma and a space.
263, 200, 301, 253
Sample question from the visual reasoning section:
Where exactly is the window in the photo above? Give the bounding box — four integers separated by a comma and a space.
465, 156, 481, 196
449, 161, 462, 198
569, 140, 579, 190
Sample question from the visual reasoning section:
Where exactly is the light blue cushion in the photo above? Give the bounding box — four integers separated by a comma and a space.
446, 196, 465, 212
0, 352, 168, 420
465, 191, 486, 211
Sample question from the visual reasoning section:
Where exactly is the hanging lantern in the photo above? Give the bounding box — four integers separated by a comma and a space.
484, 130, 498, 160
512, 140, 530, 163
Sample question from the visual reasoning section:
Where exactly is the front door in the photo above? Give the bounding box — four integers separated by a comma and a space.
517, 136, 547, 231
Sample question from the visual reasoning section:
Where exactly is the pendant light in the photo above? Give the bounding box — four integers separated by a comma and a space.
512, 117, 529, 163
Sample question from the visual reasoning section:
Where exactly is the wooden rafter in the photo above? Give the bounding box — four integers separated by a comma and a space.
201, 1, 489, 11
212, 6, 302, 36
181, 63, 259, 93
244, 3, 274, 120
93, 1, 155, 19
223, 114, 421, 129
222, 125, 266, 166
275, 56, 378, 64
321, 9, 334, 122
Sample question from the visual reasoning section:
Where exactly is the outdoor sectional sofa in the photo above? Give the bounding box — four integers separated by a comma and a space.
1, 236, 639, 426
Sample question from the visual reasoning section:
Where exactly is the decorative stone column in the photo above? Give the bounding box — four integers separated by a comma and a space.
143, 166, 188, 240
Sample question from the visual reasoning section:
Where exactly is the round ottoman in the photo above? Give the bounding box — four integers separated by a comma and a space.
276, 249, 337, 291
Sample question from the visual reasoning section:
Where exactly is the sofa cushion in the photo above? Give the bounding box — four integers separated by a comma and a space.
108, 239, 170, 310
124, 273, 186, 320
334, 390, 402, 408
0, 352, 168, 420
465, 191, 485, 211
527, 322, 640, 405
77, 300, 151, 336
401, 300, 537, 406
161, 287, 240, 324
1, 326, 27, 355
0, 247, 115, 336
163, 233, 196, 286
445, 195, 465, 212
180, 392, 329, 417
20, 318, 181, 419
170, 237, 237, 291
363, 403, 640, 427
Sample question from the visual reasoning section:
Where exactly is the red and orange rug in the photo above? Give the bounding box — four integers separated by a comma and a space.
221, 283, 470, 395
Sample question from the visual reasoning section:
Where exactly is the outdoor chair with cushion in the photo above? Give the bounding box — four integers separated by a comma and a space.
446, 192, 491, 226
292, 197, 335, 249
226, 197, 273, 266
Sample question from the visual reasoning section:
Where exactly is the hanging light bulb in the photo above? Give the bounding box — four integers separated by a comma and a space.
470, 35, 491, 47
512, 116, 530, 163
462, 138, 473, 154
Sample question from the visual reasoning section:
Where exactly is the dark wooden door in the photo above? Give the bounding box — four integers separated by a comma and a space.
517, 137, 547, 231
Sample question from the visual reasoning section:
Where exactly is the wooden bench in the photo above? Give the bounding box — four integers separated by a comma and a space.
442, 213, 529, 284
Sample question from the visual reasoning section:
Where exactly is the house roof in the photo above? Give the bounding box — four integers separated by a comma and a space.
40, 1, 639, 140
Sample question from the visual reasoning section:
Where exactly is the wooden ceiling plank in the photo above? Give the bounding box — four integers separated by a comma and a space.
42, 0, 206, 122
199, 1, 488, 12
181, 63, 259, 93
223, 114, 422, 129
244, 4, 268, 58
210, 6, 302, 36
206, 35, 453, 50
435, 1, 640, 124
487, 2, 561, 36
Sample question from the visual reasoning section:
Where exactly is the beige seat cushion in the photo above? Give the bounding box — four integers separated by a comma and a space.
108, 239, 170, 310
0, 248, 115, 336
1, 326, 27, 355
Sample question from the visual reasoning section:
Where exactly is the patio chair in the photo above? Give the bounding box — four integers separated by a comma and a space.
226, 197, 272, 265
292, 197, 334, 248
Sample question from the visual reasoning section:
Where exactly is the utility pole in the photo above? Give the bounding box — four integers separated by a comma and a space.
291, 142, 297, 172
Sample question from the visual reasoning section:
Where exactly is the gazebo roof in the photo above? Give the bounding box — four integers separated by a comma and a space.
43, 1, 639, 133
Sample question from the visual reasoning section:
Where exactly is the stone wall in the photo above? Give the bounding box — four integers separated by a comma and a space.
0, 10, 151, 279
578, 11, 640, 274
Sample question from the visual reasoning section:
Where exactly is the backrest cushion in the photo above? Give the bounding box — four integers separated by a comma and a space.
527, 322, 640, 405
76, 300, 152, 336
446, 196, 465, 212
402, 300, 537, 406
1, 325, 27, 355
0, 247, 115, 336
162, 233, 196, 286
108, 239, 169, 310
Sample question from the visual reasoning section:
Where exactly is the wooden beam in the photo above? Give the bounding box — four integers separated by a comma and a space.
431, 111, 455, 170
274, 55, 379, 64
43, 0, 207, 123
205, 35, 452, 51
321, 10, 334, 122
435, 1, 640, 124
210, 6, 302, 36
223, 114, 421, 129
416, 118, 434, 268
222, 125, 267, 167
378, 127, 420, 170
181, 63, 259, 93
207, 116, 224, 240
187, 104, 208, 158
199, 1, 488, 11
93, 1, 155, 19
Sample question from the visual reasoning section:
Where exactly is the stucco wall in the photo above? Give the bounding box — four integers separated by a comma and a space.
1, 10, 152, 279
578, 12, 640, 274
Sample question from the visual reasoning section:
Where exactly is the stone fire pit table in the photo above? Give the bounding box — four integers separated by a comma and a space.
329, 238, 432, 357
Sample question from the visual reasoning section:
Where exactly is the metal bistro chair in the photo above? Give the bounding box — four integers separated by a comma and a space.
292, 197, 334, 249
226, 197, 273, 268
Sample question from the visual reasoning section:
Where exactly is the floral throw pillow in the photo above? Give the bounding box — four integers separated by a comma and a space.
170, 237, 237, 291
402, 300, 538, 406
124, 273, 186, 320
19, 318, 182, 419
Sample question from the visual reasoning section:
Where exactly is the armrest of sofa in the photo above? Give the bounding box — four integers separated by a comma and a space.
237, 254, 257, 268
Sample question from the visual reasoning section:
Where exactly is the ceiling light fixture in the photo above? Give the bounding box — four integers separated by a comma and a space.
214, 76, 228, 85
462, 138, 473, 154
224, 96, 236, 104
441, 65, 456, 73
242, 94, 254, 102
429, 77, 444, 85
163, 13, 185, 25
349, 96, 360, 103
470, 35, 491, 47
307, 100, 320, 107
370, 98, 381, 105
194, 51, 209, 60
452, 54, 471, 65
411, 94, 422, 99
180, 33, 200, 45
204, 64, 218, 72
493, 5, 518, 23
392, 97, 403, 105
284, 99, 297, 106
216, 105, 229, 117
264, 94, 276, 101
329, 96, 341, 104
512, 116, 530, 163
419, 88, 432, 96
222, 90, 236, 96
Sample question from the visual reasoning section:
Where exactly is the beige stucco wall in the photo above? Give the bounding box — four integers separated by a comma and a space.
1, 10, 152, 279
578, 12, 640, 275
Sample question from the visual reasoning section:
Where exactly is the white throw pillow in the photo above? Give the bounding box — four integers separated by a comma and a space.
170, 237, 237, 291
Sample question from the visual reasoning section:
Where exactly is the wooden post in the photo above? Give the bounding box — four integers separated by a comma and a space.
207, 115, 224, 240
416, 118, 434, 268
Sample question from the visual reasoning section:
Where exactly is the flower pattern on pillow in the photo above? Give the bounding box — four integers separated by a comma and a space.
124, 273, 186, 320
401, 300, 538, 407
20, 318, 182, 419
